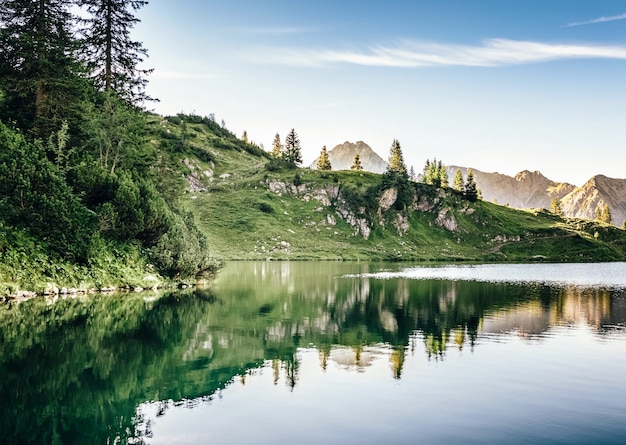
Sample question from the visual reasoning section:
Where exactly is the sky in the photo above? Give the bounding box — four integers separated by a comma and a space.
134, 0, 626, 186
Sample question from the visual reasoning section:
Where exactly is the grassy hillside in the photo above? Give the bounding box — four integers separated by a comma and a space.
152, 114, 626, 262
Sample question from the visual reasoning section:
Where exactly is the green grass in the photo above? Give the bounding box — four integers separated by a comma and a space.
145, 114, 625, 263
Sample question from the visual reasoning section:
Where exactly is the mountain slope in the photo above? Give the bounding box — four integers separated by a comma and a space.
446, 166, 576, 208
310, 141, 387, 173
561, 175, 626, 227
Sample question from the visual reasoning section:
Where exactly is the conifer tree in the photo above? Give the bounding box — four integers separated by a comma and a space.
452, 168, 464, 191
79, 0, 153, 104
439, 161, 449, 188
351, 153, 363, 171
550, 197, 563, 216
409, 165, 416, 181
603, 203, 612, 225
241, 130, 248, 143
316, 145, 332, 170
271, 133, 282, 157
477, 188, 483, 201
622, 219, 626, 230
284, 128, 302, 165
0, 0, 84, 137
422, 158, 448, 188
464, 168, 478, 201
387, 139, 406, 174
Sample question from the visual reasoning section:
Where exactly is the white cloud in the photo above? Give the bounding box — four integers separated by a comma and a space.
565, 12, 626, 27
247, 38, 626, 68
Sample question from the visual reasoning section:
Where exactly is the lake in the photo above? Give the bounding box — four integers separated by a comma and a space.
1, 262, 625, 444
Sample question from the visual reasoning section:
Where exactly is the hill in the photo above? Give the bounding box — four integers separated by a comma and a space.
149, 116, 626, 262
310, 141, 387, 173
3, 109, 626, 299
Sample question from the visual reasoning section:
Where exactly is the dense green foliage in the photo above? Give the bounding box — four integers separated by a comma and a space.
0, 2, 220, 295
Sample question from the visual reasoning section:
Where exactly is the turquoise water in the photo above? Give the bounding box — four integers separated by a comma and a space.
1, 262, 625, 444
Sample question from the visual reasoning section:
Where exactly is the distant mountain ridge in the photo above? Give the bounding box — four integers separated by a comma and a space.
310, 141, 387, 173
447, 166, 626, 227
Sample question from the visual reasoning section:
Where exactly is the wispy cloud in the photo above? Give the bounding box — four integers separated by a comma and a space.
565, 13, 626, 27
245, 39, 626, 68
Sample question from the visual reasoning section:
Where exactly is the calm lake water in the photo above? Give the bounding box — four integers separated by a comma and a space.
1, 262, 626, 444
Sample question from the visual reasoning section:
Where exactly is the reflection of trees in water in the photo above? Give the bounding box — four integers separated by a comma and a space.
2, 262, 625, 444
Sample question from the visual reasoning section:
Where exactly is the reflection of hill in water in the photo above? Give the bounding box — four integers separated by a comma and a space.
1, 262, 625, 444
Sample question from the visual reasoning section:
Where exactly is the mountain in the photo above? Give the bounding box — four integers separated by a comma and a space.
561, 175, 626, 227
446, 166, 626, 227
446, 166, 576, 209
310, 141, 387, 173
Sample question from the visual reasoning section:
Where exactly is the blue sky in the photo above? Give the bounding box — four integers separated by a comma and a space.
136, 0, 626, 186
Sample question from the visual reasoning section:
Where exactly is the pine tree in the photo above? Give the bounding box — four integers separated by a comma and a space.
409, 165, 416, 181
387, 139, 406, 174
271, 133, 282, 157
464, 168, 478, 201
596, 204, 603, 222
603, 203, 612, 225
622, 219, 626, 230
477, 188, 483, 201
422, 158, 448, 188
79, 0, 153, 104
0, 0, 84, 137
316, 145, 332, 170
452, 168, 464, 191
550, 197, 563, 216
439, 161, 449, 188
351, 153, 363, 171
241, 130, 248, 143
284, 128, 302, 165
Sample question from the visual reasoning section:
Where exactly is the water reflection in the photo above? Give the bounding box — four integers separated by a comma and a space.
1, 262, 625, 444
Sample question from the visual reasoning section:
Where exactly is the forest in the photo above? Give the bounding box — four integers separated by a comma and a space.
0, 0, 219, 295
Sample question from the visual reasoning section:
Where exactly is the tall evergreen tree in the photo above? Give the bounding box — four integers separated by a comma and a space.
550, 197, 563, 216
464, 168, 478, 201
387, 139, 406, 174
241, 130, 248, 143
351, 153, 363, 171
316, 145, 332, 170
271, 132, 282, 157
602, 203, 612, 225
439, 160, 449, 188
452, 168, 464, 191
79, 0, 153, 104
422, 158, 448, 188
409, 165, 416, 181
283, 128, 302, 165
0, 0, 84, 137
